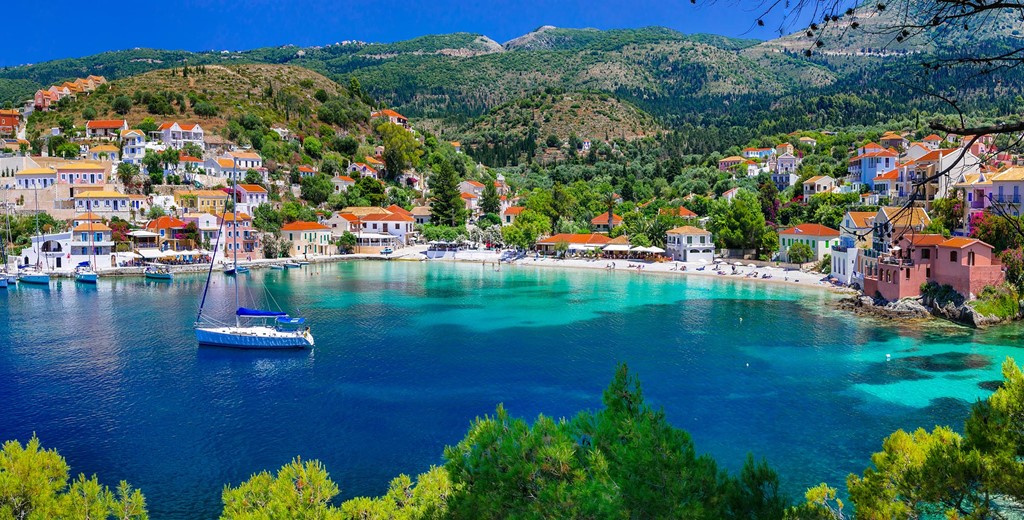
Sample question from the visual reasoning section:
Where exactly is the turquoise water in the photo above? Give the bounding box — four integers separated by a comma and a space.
1, 261, 1022, 518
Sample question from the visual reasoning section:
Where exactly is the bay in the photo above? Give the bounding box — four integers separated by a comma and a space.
1, 260, 1021, 518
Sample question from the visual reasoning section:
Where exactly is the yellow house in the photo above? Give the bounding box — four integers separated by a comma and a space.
174, 189, 230, 214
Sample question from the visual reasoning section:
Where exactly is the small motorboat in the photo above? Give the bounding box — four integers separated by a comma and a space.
18, 268, 50, 285
270, 264, 285, 270
224, 266, 250, 275
283, 262, 301, 268
145, 264, 173, 281
297, 261, 310, 266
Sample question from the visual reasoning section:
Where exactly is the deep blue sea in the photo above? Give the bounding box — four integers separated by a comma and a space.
2, 261, 1022, 518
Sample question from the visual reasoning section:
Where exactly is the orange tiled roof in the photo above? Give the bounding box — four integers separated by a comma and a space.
779, 223, 840, 237
537, 233, 612, 245
86, 119, 127, 130
667, 226, 710, 235
504, 206, 525, 216
281, 221, 330, 231
237, 184, 267, 193
591, 211, 622, 225
938, 237, 984, 249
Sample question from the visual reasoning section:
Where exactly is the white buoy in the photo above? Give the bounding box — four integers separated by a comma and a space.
745, 363, 750, 367
886, 353, 891, 361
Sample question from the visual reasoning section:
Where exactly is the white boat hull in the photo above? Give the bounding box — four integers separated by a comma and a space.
195, 326, 314, 349
0, 277, 7, 288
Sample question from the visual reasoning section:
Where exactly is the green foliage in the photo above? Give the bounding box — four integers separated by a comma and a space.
221, 458, 339, 518
81, 106, 97, 120
420, 225, 466, 242
281, 201, 318, 223
252, 203, 284, 232
708, 190, 767, 251
971, 213, 1023, 253
339, 466, 451, 520
0, 436, 148, 519
500, 208, 550, 249
429, 158, 467, 227
788, 242, 814, 264
1000, 247, 1024, 292
971, 284, 1021, 319
336, 231, 357, 254
378, 122, 423, 179
303, 136, 323, 159
300, 174, 333, 205
479, 180, 500, 215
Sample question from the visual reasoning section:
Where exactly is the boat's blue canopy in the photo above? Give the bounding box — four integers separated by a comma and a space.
276, 317, 305, 325
236, 307, 288, 317
77, 261, 90, 267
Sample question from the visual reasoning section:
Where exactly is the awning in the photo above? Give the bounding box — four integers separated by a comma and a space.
602, 244, 631, 252
356, 233, 396, 240
128, 230, 159, 238
567, 243, 588, 250
116, 252, 142, 259
237, 307, 288, 317
647, 246, 666, 254
138, 249, 166, 259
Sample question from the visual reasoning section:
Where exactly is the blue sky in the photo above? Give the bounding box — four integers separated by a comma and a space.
5, 0, 812, 67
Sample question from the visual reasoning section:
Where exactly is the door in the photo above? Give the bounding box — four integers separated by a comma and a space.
56, 257, 61, 268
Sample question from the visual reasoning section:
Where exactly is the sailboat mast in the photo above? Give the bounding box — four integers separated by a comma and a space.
33, 185, 41, 270
232, 173, 239, 328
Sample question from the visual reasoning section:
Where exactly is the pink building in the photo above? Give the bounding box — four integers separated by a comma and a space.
863, 235, 1004, 301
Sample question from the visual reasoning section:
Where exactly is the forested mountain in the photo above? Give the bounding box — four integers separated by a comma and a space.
2, 8, 1021, 147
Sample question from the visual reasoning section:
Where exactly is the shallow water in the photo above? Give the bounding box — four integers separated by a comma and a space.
1, 261, 1021, 518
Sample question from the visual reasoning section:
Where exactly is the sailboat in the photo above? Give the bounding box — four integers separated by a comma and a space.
194, 175, 314, 349
0, 196, 10, 288
19, 186, 50, 286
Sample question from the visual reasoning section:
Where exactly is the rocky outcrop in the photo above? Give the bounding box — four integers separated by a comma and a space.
836, 292, 1020, 328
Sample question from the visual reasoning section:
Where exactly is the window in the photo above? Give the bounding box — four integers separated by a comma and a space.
905, 268, 910, 280
926, 267, 931, 278
920, 249, 930, 259
968, 251, 975, 266
950, 251, 958, 262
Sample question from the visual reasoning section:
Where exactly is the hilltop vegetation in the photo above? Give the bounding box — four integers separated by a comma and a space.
26, 64, 369, 137
460, 89, 663, 165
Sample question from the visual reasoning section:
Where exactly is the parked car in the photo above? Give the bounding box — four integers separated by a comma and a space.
380, 247, 394, 255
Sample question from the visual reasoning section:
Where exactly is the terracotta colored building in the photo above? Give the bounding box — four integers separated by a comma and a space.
0, 109, 20, 136
863, 235, 1004, 301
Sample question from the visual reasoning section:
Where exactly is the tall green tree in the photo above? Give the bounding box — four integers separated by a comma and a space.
480, 179, 500, 215
708, 190, 768, 252
300, 174, 333, 206
378, 122, 422, 179
429, 159, 466, 227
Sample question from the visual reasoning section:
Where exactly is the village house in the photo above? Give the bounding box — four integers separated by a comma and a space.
348, 162, 379, 179
665, 226, 715, 263
848, 143, 898, 187
120, 130, 146, 165
75, 190, 129, 217
181, 212, 220, 246
233, 184, 269, 214
503, 206, 525, 226
905, 148, 981, 207
87, 144, 119, 162
85, 120, 128, 140
798, 136, 817, 148
411, 206, 432, 225
721, 187, 742, 202
775, 152, 801, 173
371, 109, 409, 128
0, 109, 20, 137
591, 211, 622, 233
324, 212, 357, 237
175, 154, 204, 177
15, 167, 57, 189
880, 132, 908, 150
778, 223, 840, 262
145, 216, 188, 251
220, 212, 259, 258
830, 211, 877, 287
461, 192, 479, 214
863, 235, 1005, 301
227, 150, 262, 171
872, 169, 899, 200
659, 206, 698, 220
718, 156, 745, 171
360, 211, 416, 245
776, 143, 795, 156
459, 180, 486, 196
802, 176, 836, 198
154, 122, 205, 150
922, 134, 944, 150
54, 162, 108, 185
69, 222, 115, 266
958, 166, 1024, 234
173, 189, 229, 214
297, 165, 317, 179
281, 221, 333, 257
742, 147, 775, 160
332, 175, 356, 193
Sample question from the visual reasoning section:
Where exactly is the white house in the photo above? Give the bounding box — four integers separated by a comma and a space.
15, 167, 57, 189
227, 151, 262, 171
830, 211, 876, 287
347, 162, 379, 179
666, 226, 715, 263
20, 230, 115, 271
502, 206, 524, 226
74, 190, 130, 218
742, 147, 775, 159
280, 221, 333, 257
85, 119, 128, 140
154, 122, 204, 150
234, 184, 269, 215
776, 152, 801, 174
459, 180, 486, 197
56, 162, 108, 185
721, 187, 742, 202
88, 144, 120, 162
802, 176, 836, 198
332, 175, 356, 193
360, 212, 416, 245
120, 129, 146, 165
778, 223, 840, 262
68, 222, 116, 268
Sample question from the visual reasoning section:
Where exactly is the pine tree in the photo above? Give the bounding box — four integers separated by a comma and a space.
429, 159, 466, 227
480, 179, 500, 215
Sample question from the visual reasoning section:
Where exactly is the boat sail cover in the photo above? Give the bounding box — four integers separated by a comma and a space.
236, 307, 289, 317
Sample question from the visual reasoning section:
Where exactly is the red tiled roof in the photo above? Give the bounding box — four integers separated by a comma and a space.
145, 216, 187, 230
905, 234, 946, 246
591, 211, 622, 225
281, 221, 329, 231
923, 134, 943, 141
463, 180, 484, 187
237, 184, 267, 193
503, 206, 525, 216
659, 206, 697, 218
938, 237, 984, 249
298, 165, 316, 172
333, 175, 355, 183
460, 192, 477, 199
779, 223, 840, 237
873, 169, 898, 182
537, 233, 612, 245
386, 204, 412, 216
86, 119, 126, 129
363, 213, 414, 222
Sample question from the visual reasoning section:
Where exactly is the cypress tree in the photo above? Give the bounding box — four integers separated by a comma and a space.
429, 158, 466, 227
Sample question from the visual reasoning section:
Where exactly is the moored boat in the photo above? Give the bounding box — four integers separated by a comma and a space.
18, 269, 51, 285
144, 264, 174, 281
75, 262, 98, 284
283, 262, 301, 268
225, 266, 250, 275
269, 264, 284, 270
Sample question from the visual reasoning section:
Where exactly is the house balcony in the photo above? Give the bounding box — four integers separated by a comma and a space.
71, 240, 115, 248
992, 195, 1022, 204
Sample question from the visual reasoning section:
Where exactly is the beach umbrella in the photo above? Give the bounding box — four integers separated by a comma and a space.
647, 246, 665, 254
747, 263, 756, 268
733, 261, 743, 266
